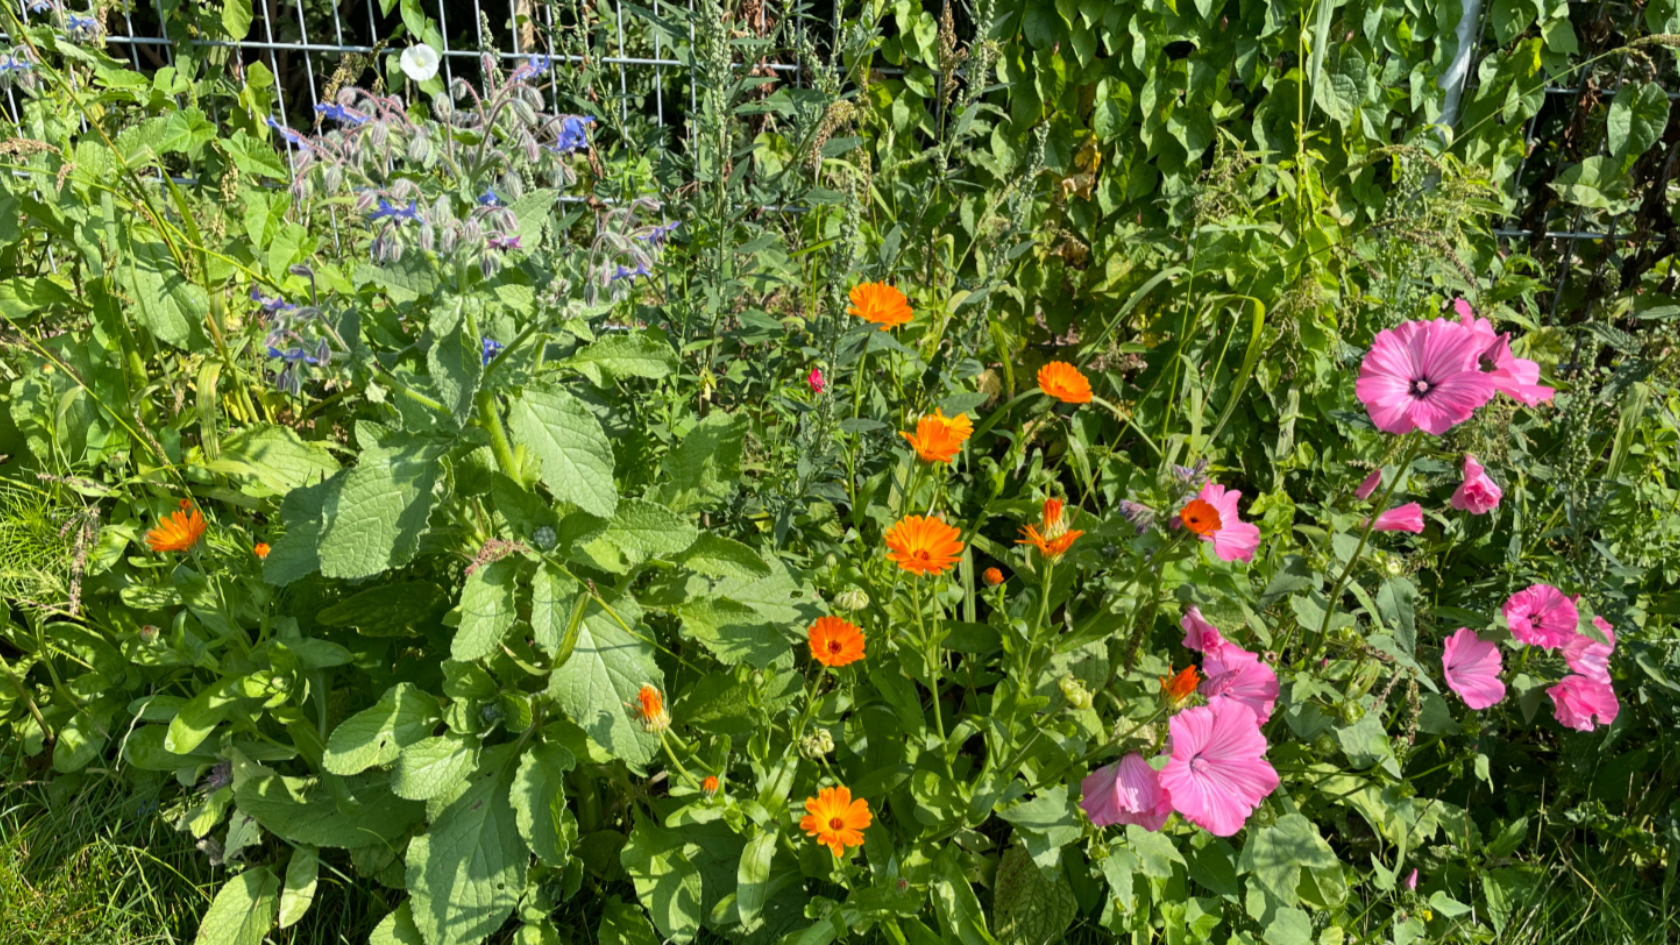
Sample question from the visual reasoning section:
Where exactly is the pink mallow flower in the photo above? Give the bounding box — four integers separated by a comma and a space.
1190, 483, 1261, 563
1404, 868, 1420, 891
1079, 752, 1174, 831
1199, 648, 1279, 725
1371, 502, 1425, 533
1441, 628, 1505, 710
1563, 616, 1616, 683
1158, 700, 1279, 837
1503, 584, 1580, 650
1457, 307, 1555, 406
1180, 606, 1230, 655
1356, 318, 1497, 436
1450, 454, 1503, 514
1355, 469, 1383, 500
1548, 674, 1619, 732
807, 367, 825, 394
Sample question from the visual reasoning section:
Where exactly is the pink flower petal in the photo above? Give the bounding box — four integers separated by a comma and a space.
1354, 470, 1383, 500
1159, 701, 1278, 837
1372, 502, 1425, 533
1548, 674, 1619, 731
1503, 584, 1579, 649
1450, 454, 1503, 514
1442, 628, 1505, 710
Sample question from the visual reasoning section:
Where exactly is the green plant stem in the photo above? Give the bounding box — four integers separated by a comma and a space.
1312, 433, 1425, 657
911, 579, 954, 779
0, 651, 51, 744
657, 730, 702, 790
475, 389, 519, 479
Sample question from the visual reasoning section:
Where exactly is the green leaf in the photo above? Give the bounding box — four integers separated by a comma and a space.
1375, 577, 1418, 657
235, 773, 425, 848
508, 387, 618, 518
735, 829, 778, 932
1240, 813, 1338, 907
676, 597, 788, 670
279, 846, 319, 929
317, 581, 451, 637
529, 562, 583, 658
1608, 81, 1670, 161
659, 411, 748, 512
318, 441, 444, 579
406, 767, 529, 945
711, 553, 821, 627
1262, 907, 1314, 945
214, 425, 341, 496
165, 678, 238, 756
621, 813, 703, 943
221, 0, 254, 40
194, 868, 279, 945
564, 332, 678, 385
453, 559, 520, 662
323, 683, 439, 776
509, 190, 558, 248
931, 846, 998, 945
511, 742, 577, 868
122, 237, 205, 350
370, 903, 425, 945
598, 896, 661, 945
993, 843, 1077, 945
1314, 49, 1365, 126
427, 319, 483, 424
997, 787, 1083, 850
675, 534, 770, 579
1124, 824, 1185, 879
545, 601, 662, 766
598, 498, 699, 564
392, 733, 479, 800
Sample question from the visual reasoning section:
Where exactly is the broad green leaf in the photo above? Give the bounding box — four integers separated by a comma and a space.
323, 683, 438, 776
392, 733, 479, 801
194, 867, 279, 945
931, 846, 998, 945
165, 678, 238, 756
735, 829, 778, 932
235, 773, 425, 848
1375, 577, 1418, 656
711, 553, 821, 627
676, 534, 771, 579
1262, 907, 1314, 945
511, 742, 578, 867
370, 903, 425, 945
599, 498, 699, 564
53, 705, 112, 773
317, 581, 450, 637
452, 559, 520, 662
510, 190, 557, 248
427, 318, 483, 424
1125, 825, 1184, 879
529, 562, 583, 658
263, 477, 333, 586
992, 843, 1077, 945
564, 332, 678, 385
676, 598, 788, 670
1608, 81, 1670, 161
1240, 813, 1339, 906
221, 0, 254, 40
214, 424, 340, 496
318, 441, 444, 579
279, 846, 319, 929
659, 411, 747, 512
598, 896, 661, 945
508, 387, 618, 518
621, 813, 703, 943
406, 767, 528, 945
122, 237, 204, 350
545, 601, 661, 766
1314, 50, 1365, 126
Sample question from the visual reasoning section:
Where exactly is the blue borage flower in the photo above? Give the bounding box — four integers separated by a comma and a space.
0, 54, 32, 75
265, 117, 308, 147
487, 234, 521, 252
249, 287, 295, 314
64, 12, 100, 39
481, 337, 505, 366
26, 0, 53, 13
549, 115, 594, 155
511, 53, 552, 82
368, 197, 421, 223
479, 187, 499, 207
268, 345, 323, 365
609, 261, 653, 283
315, 102, 368, 126
638, 221, 680, 246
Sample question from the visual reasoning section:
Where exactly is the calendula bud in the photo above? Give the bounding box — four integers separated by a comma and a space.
1058, 674, 1094, 711
834, 587, 869, 612
701, 775, 720, 797
798, 728, 834, 759
633, 685, 669, 734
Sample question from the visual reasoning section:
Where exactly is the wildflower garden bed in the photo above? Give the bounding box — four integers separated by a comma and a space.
2, 1, 1679, 944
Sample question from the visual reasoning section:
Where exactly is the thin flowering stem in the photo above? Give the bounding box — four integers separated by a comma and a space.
910, 578, 955, 779
1310, 433, 1425, 659
657, 730, 703, 790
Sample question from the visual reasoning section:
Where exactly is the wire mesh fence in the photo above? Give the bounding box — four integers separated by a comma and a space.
3, 0, 1678, 320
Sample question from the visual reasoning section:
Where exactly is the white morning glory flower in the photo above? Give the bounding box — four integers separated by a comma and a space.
400, 44, 440, 82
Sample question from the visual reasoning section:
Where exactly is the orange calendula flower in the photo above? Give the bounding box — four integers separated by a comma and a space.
178, 498, 195, 510
633, 685, 669, 733
1017, 498, 1083, 561
848, 282, 912, 330
253, 542, 271, 560
1179, 499, 1223, 537
701, 775, 720, 797
983, 567, 1004, 587
884, 515, 964, 576
900, 409, 973, 464
800, 786, 872, 858
808, 616, 866, 668
146, 508, 207, 553
1037, 361, 1093, 404
1161, 664, 1200, 706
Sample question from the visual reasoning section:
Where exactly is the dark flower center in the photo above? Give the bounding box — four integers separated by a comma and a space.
1189, 755, 1210, 775
828, 816, 846, 831
1411, 378, 1433, 397
828, 641, 843, 653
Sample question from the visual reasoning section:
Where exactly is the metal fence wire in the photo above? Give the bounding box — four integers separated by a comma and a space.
3, 0, 1678, 320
